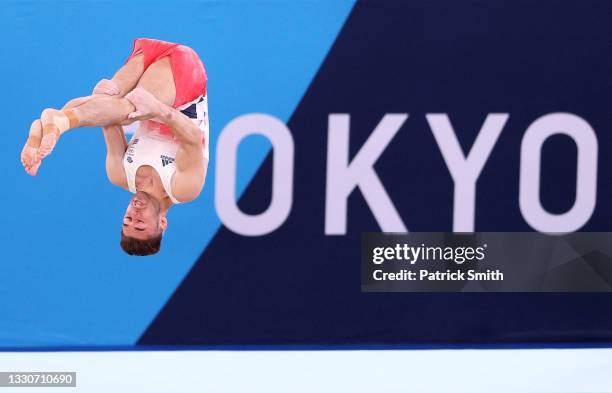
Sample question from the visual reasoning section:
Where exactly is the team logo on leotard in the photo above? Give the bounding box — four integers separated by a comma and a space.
126, 156, 133, 163
161, 155, 175, 167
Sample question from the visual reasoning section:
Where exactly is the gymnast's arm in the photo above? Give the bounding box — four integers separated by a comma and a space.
125, 87, 208, 202
102, 124, 129, 190
159, 107, 208, 202
93, 56, 145, 190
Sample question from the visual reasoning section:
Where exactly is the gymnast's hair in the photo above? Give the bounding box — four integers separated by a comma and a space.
120, 231, 162, 256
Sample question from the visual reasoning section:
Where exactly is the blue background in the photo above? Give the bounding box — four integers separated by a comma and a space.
136, 0, 612, 347
0, 0, 354, 346
3, 0, 612, 349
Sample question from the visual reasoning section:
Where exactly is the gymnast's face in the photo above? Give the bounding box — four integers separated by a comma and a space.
122, 191, 167, 239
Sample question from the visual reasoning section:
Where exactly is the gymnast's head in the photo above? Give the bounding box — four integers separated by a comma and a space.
120, 191, 168, 256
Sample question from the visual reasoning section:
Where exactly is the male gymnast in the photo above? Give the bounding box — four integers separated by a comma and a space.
20, 38, 209, 256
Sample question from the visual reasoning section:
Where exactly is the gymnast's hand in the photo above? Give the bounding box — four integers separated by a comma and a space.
93, 79, 121, 96
125, 87, 167, 122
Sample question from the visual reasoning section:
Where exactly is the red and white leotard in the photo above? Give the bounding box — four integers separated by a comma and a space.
122, 38, 209, 204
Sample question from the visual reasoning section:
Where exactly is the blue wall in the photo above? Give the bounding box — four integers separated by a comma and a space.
0, 0, 354, 346
3, 0, 612, 348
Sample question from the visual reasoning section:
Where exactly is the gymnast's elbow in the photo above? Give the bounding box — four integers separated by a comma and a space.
105, 158, 128, 189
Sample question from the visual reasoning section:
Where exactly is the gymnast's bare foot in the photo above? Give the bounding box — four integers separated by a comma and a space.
21, 119, 43, 176
37, 108, 71, 161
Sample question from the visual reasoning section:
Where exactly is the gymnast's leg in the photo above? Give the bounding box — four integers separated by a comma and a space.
30, 53, 146, 163
21, 96, 95, 175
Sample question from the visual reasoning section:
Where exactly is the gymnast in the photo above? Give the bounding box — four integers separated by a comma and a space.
20, 38, 210, 256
